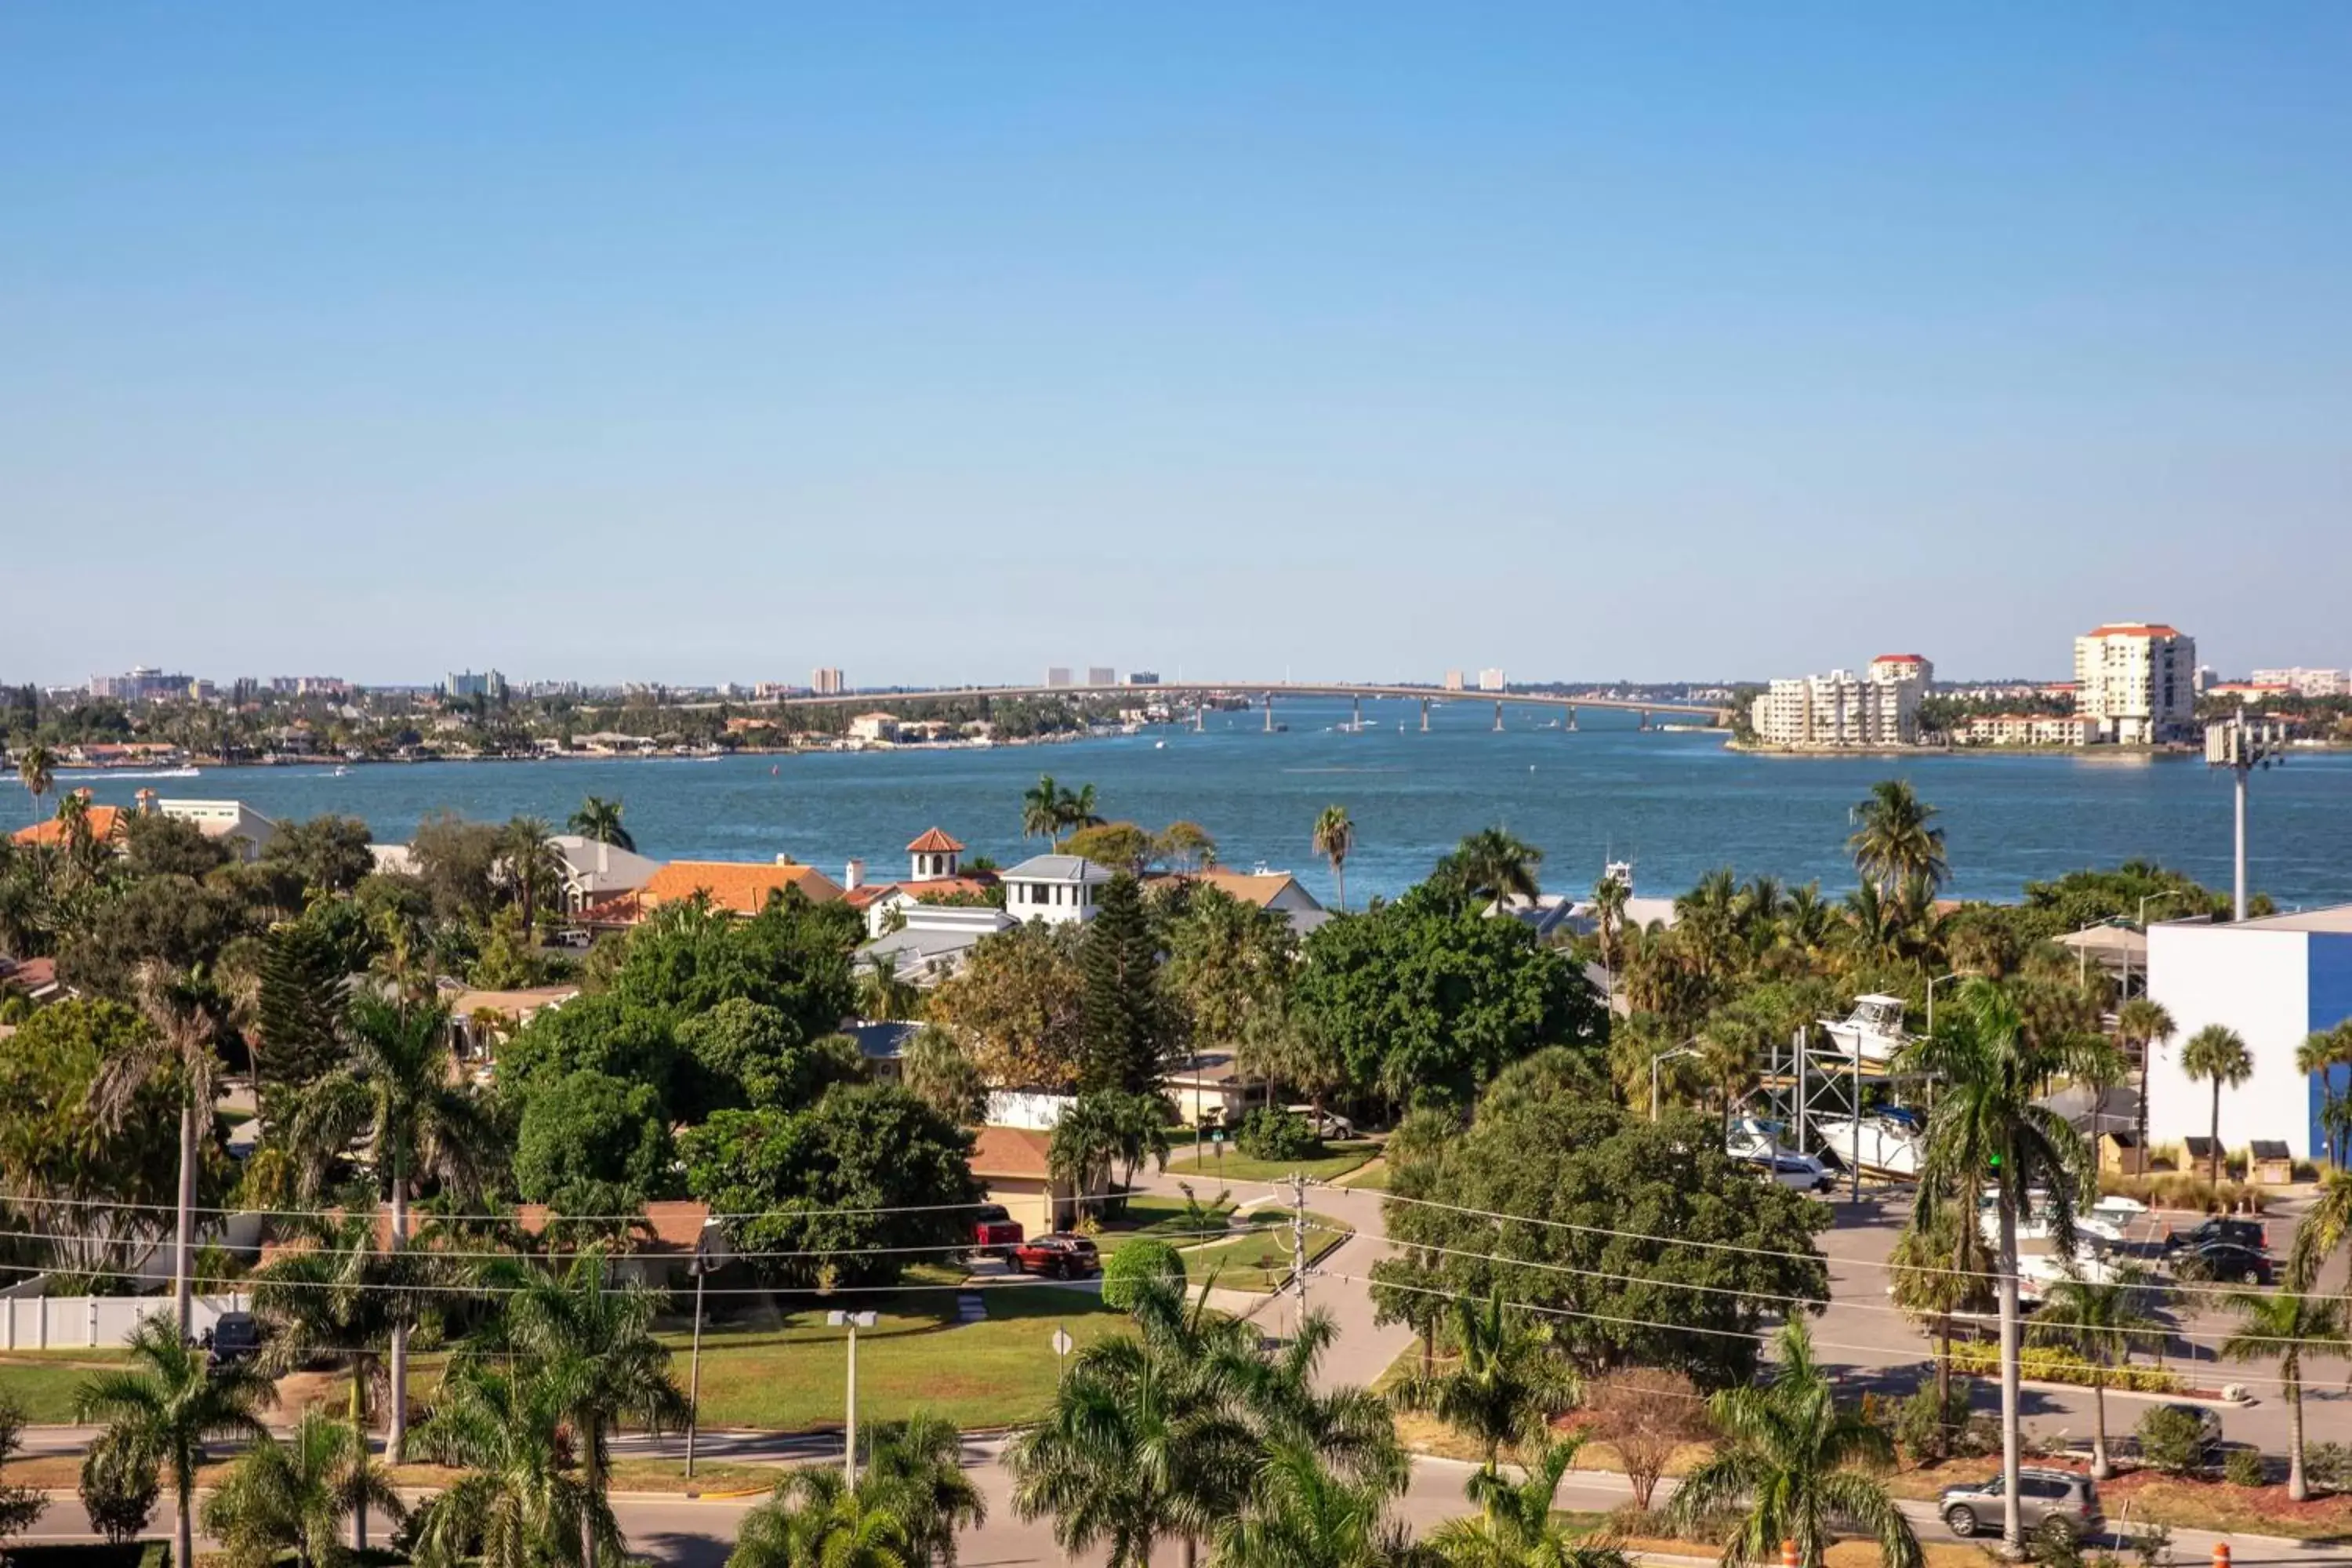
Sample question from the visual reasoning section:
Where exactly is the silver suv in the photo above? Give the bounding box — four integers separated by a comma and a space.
1940, 1468, 2103, 1541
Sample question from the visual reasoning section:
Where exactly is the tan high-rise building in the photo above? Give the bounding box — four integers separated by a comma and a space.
811, 667, 847, 695
2073, 623, 2196, 744
1443, 670, 1465, 691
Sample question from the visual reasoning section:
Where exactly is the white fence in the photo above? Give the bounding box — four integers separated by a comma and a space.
2, 1293, 251, 1351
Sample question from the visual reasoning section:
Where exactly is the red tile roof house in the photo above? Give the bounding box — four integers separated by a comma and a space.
842, 829, 1002, 938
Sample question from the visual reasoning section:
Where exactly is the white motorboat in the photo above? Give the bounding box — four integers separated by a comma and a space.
1726, 1116, 1837, 1192
1812, 1112, 1926, 1179
1820, 993, 1910, 1065
2017, 1247, 2127, 1300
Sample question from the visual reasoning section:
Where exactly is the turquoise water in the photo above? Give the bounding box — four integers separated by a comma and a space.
25, 699, 2352, 909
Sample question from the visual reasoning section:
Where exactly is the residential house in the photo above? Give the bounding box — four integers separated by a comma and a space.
848, 713, 901, 743
444, 983, 581, 1071
1165, 1050, 1250, 1127
157, 799, 279, 862
10, 799, 129, 850
844, 829, 1002, 938
633, 858, 845, 916
548, 835, 662, 915
1147, 866, 1329, 935
1000, 854, 1113, 925
968, 1126, 1073, 1236
844, 1019, 920, 1081
855, 904, 1018, 985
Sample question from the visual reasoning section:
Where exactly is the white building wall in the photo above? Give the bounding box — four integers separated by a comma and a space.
2145, 924, 2318, 1159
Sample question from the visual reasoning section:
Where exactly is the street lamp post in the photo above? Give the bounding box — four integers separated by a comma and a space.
2125, 891, 2184, 997
683, 1220, 726, 1481
1924, 972, 1960, 1040
829, 1309, 878, 1486
1650, 1043, 1701, 1123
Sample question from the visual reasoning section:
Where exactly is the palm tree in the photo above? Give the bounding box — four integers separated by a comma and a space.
203, 1407, 404, 1568
858, 953, 920, 1023
73, 1312, 276, 1568
501, 816, 563, 938
1391, 1291, 1573, 1478
1591, 870, 1630, 983
860, 1415, 986, 1568
2027, 1272, 2154, 1478
2291, 1168, 2352, 1293
2293, 1023, 2352, 1171
1431, 1436, 1630, 1568
1667, 1319, 1921, 1568
409, 1360, 621, 1568
1216, 1443, 1426, 1568
1886, 1192, 1987, 1459
1059, 783, 1106, 840
1846, 779, 1947, 895
2180, 1023, 2253, 1194
730, 1467, 909, 1568
249, 1210, 422, 1548
1239, 1309, 1406, 1494
2219, 1288, 2344, 1501
286, 993, 495, 1461
1898, 978, 2102, 1551
95, 960, 232, 1334
1311, 807, 1356, 913
566, 796, 634, 852
1008, 1275, 1259, 1568
15, 744, 54, 818
1022, 775, 1065, 846
1443, 829, 1543, 906
493, 1250, 690, 1568
2116, 997, 2176, 1160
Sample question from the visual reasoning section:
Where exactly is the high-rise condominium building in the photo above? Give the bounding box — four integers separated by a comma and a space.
1443, 670, 1465, 691
1478, 668, 1507, 692
2251, 667, 2349, 698
444, 669, 506, 701
2073, 623, 2196, 744
1046, 666, 1073, 688
1750, 654, 1932, 748
811, 667, 846, 695
1087, 666, 1116, 687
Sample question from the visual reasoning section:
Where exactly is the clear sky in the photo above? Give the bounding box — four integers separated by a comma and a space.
5, 5, 2348, 689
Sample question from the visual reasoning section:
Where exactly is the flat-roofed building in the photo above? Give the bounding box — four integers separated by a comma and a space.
2074, 622, 2196, 744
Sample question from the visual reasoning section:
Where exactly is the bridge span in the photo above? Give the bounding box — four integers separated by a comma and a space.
692, 681, 1730, 729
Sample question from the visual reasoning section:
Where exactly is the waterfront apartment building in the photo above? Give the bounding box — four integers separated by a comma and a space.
1478, 668, 1507, 692
2072, 623, 2196, 744
2252, 667, 2349, 698
1443, 670, 1465, 691
1750, 654, 1931, 748
1087, 666, 1116, 687
444, 669, 506, 701
89, 666, 196, 702
811, 667, 846, 695
1045, 666, 1073, 688
1961, 713, 2097, 747
1124, 671, 1160, 686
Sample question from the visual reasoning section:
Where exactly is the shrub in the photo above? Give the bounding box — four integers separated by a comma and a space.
1101, 1238, 1184, 1311
2223, 1447, 2267, 1489
1894, 1377, 1978, 1463
2135, 1405, 2210, 1477
1234, 1106, 1320, 1162
1949, 1341, 2183, 1394
78, 1437, 158, 1545
1585, 1367, 1706, 1511
2306, 1441, 2352, 1493
2028, 1515, 2088, 1568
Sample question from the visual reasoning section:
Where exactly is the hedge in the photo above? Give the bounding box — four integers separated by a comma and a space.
1948, 1341, 2183, 1394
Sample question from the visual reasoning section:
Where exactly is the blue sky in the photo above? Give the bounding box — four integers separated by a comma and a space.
4, 5, 2347, 688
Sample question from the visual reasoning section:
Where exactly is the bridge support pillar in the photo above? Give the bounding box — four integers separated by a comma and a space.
1565, 706, 1577, 732
1494, 701, 1504, 732
1263, 693, 1274, 732
1639, 710, 1651, 731
1352, 695, 1361, 731
1194, 702, 1205, 733
1420, 697, 1429, 732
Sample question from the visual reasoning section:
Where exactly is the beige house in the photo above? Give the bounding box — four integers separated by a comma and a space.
969, 1126, 1072, 1236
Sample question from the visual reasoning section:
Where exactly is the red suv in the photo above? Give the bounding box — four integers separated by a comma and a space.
972, 1204, 1025, 1259
1011, 1234, 1102, 1280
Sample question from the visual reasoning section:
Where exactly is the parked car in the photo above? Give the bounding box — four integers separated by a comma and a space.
1011, 1234, 1102, 1280
2163, 1217, 2266, 1255
971, 1203, 1025, 1258
1283, 1105, 1355, 1140
2176, 1240, 2273, 1286
1940, 1467, 2103, 1541
205, 1312, 263, 1369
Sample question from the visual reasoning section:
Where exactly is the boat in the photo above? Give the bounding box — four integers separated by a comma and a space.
1153, 740, 1166, 750
1726, 1116, 1837, 1192
1821, 993, 1910, 1065
1811, 1112, 1925, 1179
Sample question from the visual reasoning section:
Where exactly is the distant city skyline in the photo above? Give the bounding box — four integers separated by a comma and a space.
5, 6, 2349, 686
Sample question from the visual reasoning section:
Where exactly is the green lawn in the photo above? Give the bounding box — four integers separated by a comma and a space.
1179, 1210, 1352, 1292
660, 1287, 1130, 1432
0, 1350, 129, 1424
1167, 1137, 1381, 1185
1339, 1159, 1392, 1191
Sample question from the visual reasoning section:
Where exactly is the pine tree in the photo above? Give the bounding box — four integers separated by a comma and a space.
1079, 874, 1173, 1094
255, 922, 347, 1126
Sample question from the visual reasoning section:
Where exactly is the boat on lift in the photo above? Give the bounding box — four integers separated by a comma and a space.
1810, 1109, 1926, 1179
1821, 993, 1911, 1065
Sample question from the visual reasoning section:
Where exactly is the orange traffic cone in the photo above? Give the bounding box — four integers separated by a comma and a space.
2213, 1543, 2230, 1568
1783, 1541, 1800, 1568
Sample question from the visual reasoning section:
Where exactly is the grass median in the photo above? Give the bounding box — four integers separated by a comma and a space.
1167, 1137, 1381, 1185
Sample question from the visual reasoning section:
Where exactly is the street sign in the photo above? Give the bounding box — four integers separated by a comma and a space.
1050, 1327, 1074, 1357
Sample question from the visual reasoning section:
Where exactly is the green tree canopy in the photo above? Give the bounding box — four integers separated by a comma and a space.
513, 1070, 676, 1205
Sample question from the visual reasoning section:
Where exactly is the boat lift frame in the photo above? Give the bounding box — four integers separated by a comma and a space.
1751, 1025, 1938, 1203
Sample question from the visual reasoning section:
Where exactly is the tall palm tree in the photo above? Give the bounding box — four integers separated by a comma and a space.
1443, 829, 1543, 906
730, 1467, 909, 1568
859, 1416, 987, 1568
1022, 775, 1065, 847
566, 796, 634, 852
1667, 1319, 1921, 1568
1059, 782, 1106, 840
1897, 978, 2100, 1551
95, 960, 232, 1334
1886, 1193, 1988, 1459
1590, 870, 1631, 983
1431, 1436, 1630, 1568
2180, 1023, 2252, 1194
2027, 1272, 2154, 1478
858, 953, 920, 1023
1391, 1291, 1573, 1479
409, 1360, 620, 1568
2293, 1022, 2352, 1171
2290, 1168, 2352, 1293
202, 1407, 404, 1568
287, 993, 495, 1461
249, 1210, 423, 1548
2220, 1288, 2345, 1502
15, 744, 55, 818
1311, 807, 1356, 913
73, 1312, 276, 1568
1846, 779, 1947, 895
1238, 1309, 1405, 1494
501, 816, 563, 938
1215, 1443, 1426, 1568
2116, 997, 2176, 1160
1008, 1276, 1259, 1568
493, 1250, 690, 1568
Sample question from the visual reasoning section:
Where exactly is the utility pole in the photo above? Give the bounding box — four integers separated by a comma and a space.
1290, 1171, 1309, 1318
2206, 716, 2284, 920
828, 1309, 877, 1486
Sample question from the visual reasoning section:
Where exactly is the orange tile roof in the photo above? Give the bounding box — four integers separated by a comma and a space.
639, 860, 844, 913
906, 827, 966, 853
970, 1125, 1054, 1181
1152, 867, 1313, 910
1871, 653, 1927, 664
2083, 623, 2183, 639
11, 804, 129, 848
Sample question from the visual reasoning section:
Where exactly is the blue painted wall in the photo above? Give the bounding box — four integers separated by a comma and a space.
2308, 935, 2352, 1164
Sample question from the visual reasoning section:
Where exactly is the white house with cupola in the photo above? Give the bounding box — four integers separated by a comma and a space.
1001, 854, 1114, 926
